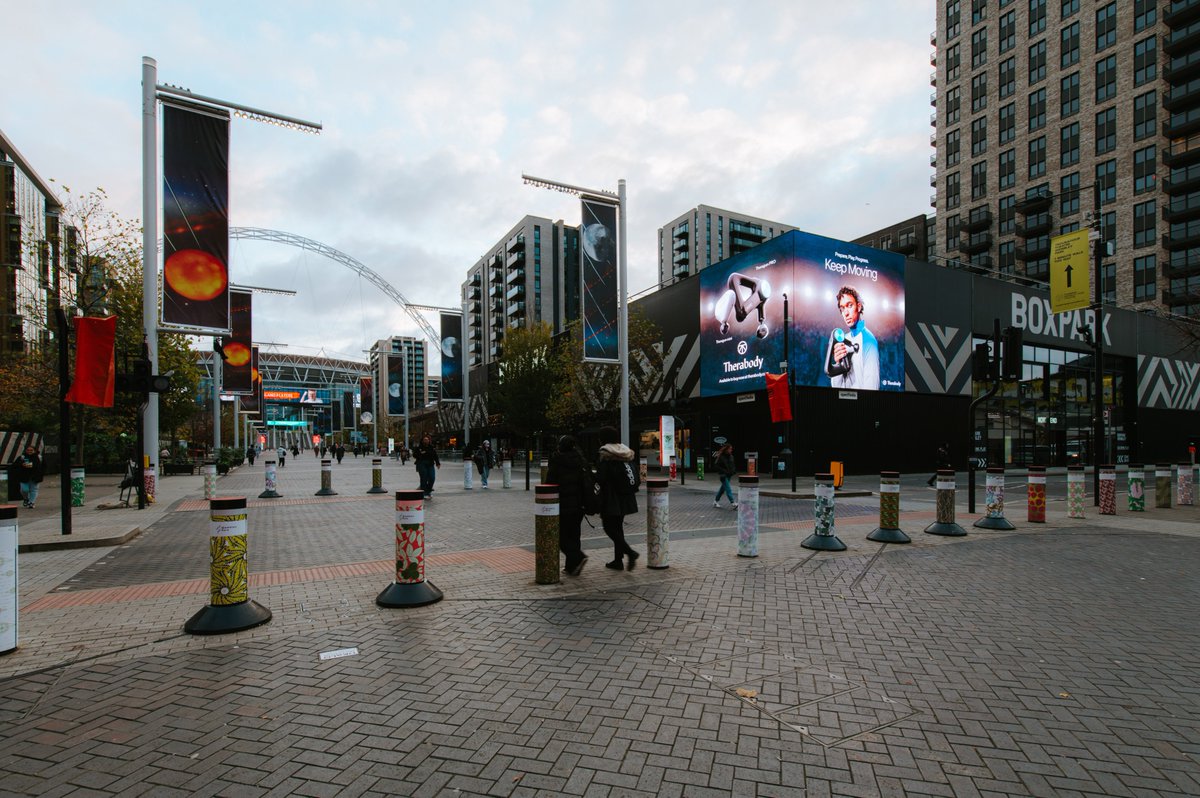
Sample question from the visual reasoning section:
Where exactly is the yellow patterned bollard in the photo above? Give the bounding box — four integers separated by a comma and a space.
1155, 464, 1172, 509
203, 463, 217, 500
534, 485, 560, 585
367, 458, 387, 494
184, 496, 272, 635
646, 478, 670, 568
868, 471, 910, 543
1067, 466, 1086, 518
377, 490, 443, 607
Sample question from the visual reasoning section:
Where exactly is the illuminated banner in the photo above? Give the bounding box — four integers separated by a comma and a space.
222, 289, 253, 393
342, 392, 355, 430
262, 388, 330, 404
580, 197, 619, 362
387, 355, 406, 416
440, 312, 463, 400
239, 347, 262, 416
1049, 229, 1091, 313
659, 415, 675, 466
161, 102, 231, 334
360, 377, 374, 422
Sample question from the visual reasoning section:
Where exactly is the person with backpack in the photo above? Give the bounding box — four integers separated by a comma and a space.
547, 434, 591, 576
713, 443, 737, 509
596, 426, 640, 571
277, 445, 287, 467
472, 440, 497, 488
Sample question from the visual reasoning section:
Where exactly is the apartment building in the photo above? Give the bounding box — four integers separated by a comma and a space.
657, 205, 796, 287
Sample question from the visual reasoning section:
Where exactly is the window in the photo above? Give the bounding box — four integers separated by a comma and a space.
1061, 221, 1080, 234
971, 116, 987, 156
946, 86, 962, 124
946, 129, 962, 166
1060, 122, 1080, 165
947, 214, 961, 242
1028, 39, 1047, 84
1061, 0, 1078, 18
1061, 22, 1079, 67
946, 0, 961, 39
1060, 172, 1080, 215
971, 28, 987, 68
1134, 37, 1156, 87
1134, 91, 1156, 141
1134, 201, 1156, 248
1096, 107, 1116, 154
972, 0, 986, 25
1134, 0, 1156, 32
999, 240, 1016, 274
1028, 136, 1047, 178
1095, 159, 1116, 204
1000, 149, 1016, 189
1000, 10, 1016, 53
1060, 72, 1080, 117
971, 72, 987, 112
946, 43, 962, 81
1095, 2, 1116, 52
1028, 88, 1047, 131
999, 56, 1016, 98
999, 195, 1017, 234
1095, 55, 1116, 102
1101, 258, 1116, 303
946, 172, 961, 210
1134, 146, 1156, 194
1029, 0, 1046, 35
1000, 102, 1016, 143
1134, 255, 1156, 302
972, 161, 988, 199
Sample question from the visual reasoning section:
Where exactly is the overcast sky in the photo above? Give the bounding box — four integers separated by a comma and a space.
4, 0, 935, 371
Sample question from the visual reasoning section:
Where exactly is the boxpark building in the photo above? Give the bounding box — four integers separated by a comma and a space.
630, 228, 1200, 477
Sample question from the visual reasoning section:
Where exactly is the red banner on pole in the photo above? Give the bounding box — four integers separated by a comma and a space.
65, 316, 116, 407
765, 372, 792, 423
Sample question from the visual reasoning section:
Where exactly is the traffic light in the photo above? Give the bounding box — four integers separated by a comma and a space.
971, 343, 992, 382
1002, 327, 1024, 380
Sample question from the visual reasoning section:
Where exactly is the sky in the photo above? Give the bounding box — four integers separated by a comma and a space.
3, 0, 935, 372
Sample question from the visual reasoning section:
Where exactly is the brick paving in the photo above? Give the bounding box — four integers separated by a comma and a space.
1, 454, 1198, 796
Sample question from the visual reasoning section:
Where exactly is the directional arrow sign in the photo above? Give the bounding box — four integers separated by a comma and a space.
1049, 229, 1091, 313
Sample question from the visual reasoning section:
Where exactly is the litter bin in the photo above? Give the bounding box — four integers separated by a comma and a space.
829, 460, 845, 488
774, 451, 792, 479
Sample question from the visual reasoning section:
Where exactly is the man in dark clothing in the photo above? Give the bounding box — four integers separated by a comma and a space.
546, 435, 589, 576
413, 434, 440, 498
596, 426, 640, 571
12, 445, 45, 509
928, 443, 951, 486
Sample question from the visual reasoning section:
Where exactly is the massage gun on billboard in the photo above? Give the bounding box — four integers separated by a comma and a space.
714, 272, 771, 339
825, 327, 859, 377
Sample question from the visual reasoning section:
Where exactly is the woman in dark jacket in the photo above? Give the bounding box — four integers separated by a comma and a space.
596, 426, 639, 570
546, 435, 589, 576
13, 445, 45, 509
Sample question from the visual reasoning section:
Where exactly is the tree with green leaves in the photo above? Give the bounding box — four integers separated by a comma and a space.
488, 323, 558, 449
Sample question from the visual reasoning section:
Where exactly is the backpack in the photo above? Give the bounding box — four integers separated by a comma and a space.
581, 466, 601, 515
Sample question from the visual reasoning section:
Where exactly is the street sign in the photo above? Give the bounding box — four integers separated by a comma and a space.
1050, 229, 1091, 313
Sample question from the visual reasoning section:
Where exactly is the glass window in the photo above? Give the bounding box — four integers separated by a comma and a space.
1029, 0, 1047, 35
1028, 88, 1047, 131
1060, 72, 1080, 117
1134, 0, 1156, 32
972, 0, 987, 24
1060, 122, 1080, 166
1000, 149, 1016, 189
971, 116, 987, 155
1134, 255, 1156, 301
1134, 146, 1156, 194
999, 240, 1016, 274
1000, 102, 1016, 143
1095, 55, 1116, 102
1000, 10, 1016, 53
1061, 0, 1078, 18
999, 56, 1016, 99
971, 72, 988, 112
1060, 172, 1080, 215
1134, 200, 1156, 248
1095, 159, 1116, 204
1095, 2, 1116, 52
1101, 260, 1116, 303
947, 0, 961, 39
946, 172, 961, 210
946, 86, 962, 125
1134, 37, 1156, 87
946, 129, 962, 166
972, 161, 988, 199
1061, 22, 1079, 67
999, 195, 1017, 234
1095, 107, 1116, 154
1134, 91, 1156, 141
972, 28, 987, 68
947, 43, 962, 81
1028, 136, 1047, 178
1028, 39, 1047, 84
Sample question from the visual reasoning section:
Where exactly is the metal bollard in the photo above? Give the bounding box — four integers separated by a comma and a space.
924, 469, 967, 536
736, 474, 760, 557
1027, 466, 1046, 523
1128, 464, 1145, 512
315, 459, 337, 496
1099, 465, 1117, 515
975, 467, 1015, 530
203, 462, 217, 500
184, 496, 272, 635
1, 505, 18, 655
1178, 464, 1194, 506
1155, 464, 1172, 509
258, 460, 281, 499
639, 457, 648, 483
804, 472, 847, 551
502, 459, 512, 489
377, 490, 444, 607
1067, 466, 1086, 518
868, 471, 910, 543
534, 484, 560, 584
368, 459, 387, 495
70, 467, 85, 507
646, 477, 670, 568
464, 459, 474, 490
144, 464, 156, 503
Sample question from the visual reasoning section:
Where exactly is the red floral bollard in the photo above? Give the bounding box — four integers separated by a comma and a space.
377, 490, 443, 607
1027, 466, 1046, 523
1099, 465, 1117, 515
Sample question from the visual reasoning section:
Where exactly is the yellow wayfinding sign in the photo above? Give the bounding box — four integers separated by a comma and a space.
1049, 229, 1091, 313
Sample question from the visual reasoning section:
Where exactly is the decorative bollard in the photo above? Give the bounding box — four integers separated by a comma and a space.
1067, 466, 1086, 518
502, 459, 512, 489
258, 460, 281, 499
696, 453, 705, 480
1099, 465, 1117, 515
1, 505, 18, 655
925, 469, 967, 536
868, 471, 910, 543
1178, 464, 1194, 507
203, 462, 217, 500
534, 484, 560, 585
804, 473, 847, 551
315, 459, 337, 496
1128, 464, 1145, 512
736, 474, 760, 557
639, 457, 648, 483
1155, 464, 1172, 509
646, 477, 670, 568
669, 456, 677, 481
975, 467, 1015, 530
377, 490, 443, 607
144, 464, 156, 503
464, 459, 474, 490
70, 467, 85, 507
1027, 466, 1046, 523
184, 496, 272, 635
747, 454, 758, 476
368, 459, 387, 494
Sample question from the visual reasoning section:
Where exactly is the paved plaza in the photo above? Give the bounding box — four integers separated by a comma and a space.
2, 455, 1199, 796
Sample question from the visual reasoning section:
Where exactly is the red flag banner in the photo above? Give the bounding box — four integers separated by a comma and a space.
765, 372, 792, 423
65, 316, 117, 407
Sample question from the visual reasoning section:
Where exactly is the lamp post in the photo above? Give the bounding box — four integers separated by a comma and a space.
782, 293, 796, 492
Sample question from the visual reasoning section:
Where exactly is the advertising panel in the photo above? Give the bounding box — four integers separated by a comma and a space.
262, 388, 330, 404
342, 392, 355, 431
360, 378, 374, 423
239, 347, 261, 416
222, 289, 253, 394
440, 312, 463, 400
387, 355, 406, 416
580, 198, 620, 362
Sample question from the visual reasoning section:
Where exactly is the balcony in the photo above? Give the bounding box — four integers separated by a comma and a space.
929, 173, 938, 187
892, 235, 918, 255
673, 250, 690, 264
930, 30, 936, 46
470, 313, 481, 328
1163, 193, 1200, 223
1016, 215, 1052, 237
1163, 133, 1200, 168
1166, 0, 1200, 29
1164, 230, 1200, 250
962, 210, 993, 232
506, 249, 525, 268
1016, 241, 1050, 260
930, 91, 937, 107
489, 253, 502, 267
506, 300, 525, 317
1162, 288, 1200, 307
930, 112, 937, 127
930, 152, 937, 166
930, 71, 937, 86
961, 231, 993, 254
489, 267, 503, 283
1163, 106, 1200, 139
672, 236, 688, 251
930, 192, 937, 207
1164, 163, 1200, 194
1166, 48, 1200, 83
506, 235, 524, 254
470, 272, 481, 286
1164, 77, 1200, 112
490, 345, 503, 359
1166, 20, 1200, 57
1014, 192, 1052, 214
1166, 250, 1200, 276
506, 266, 524, 285
488, 284, 502, 298
505, 283, 525, 301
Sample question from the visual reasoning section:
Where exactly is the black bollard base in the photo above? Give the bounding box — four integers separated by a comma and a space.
314, 488, 338, 496
648, 564, 669, 570
258, 489, 281, 499
867, 527, 911, 544
184, 600, 272, 635
973, 516, 1015, 530
366, 486, 387, 495
376, 580, 444, 608
801, 533, 847, 551
924, 521, 968, 536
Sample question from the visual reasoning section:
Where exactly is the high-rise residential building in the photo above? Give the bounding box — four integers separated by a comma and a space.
930, 0, 1199, 314
1, 128, 78, 353
657, 205, 796, 286
369, 336, 427, 421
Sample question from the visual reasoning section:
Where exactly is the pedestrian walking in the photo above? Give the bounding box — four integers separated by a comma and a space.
596, 426, 640, 571
473, 440, 497, 488
413, 433, 440, 498
277, 446, 287, 467
547, 435, 589, 576
335, 444, 345, 464
246, 444, 257, 466
712, 443, 737, 508
12, 444, 44, 509
927, 442, 950, 486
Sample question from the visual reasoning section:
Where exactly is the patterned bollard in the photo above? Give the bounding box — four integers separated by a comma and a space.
1178, 464, 1193, 506
377, 490, 444, 607
315, 459, 337, 496
1099, 465, 1117, 515
70, 467, 85, 507
258, 460, 281, 499
696, 453, 705, 481
502, 459, 512, 489
669, 456, 677, 481
925, 469, 967, 536
184, 496, 272, 634
1128, 464, 1145, 512
144, 464, 156, 504
646, 477, 670, 568
1027, 466, 1046, 523
464, 459, 474, 490
639, 457, 648, 483
1155, 464, 1172, 509
868, 471, 910, 543
736, 475, 760, 557
203, 463, 217, 500
1, 506, 18, 655
804, 473, 847, 551
975, 467, 1015, 530
1067, 466, 1086, 518
534, 485, 560, 584
747, 454, 758, 476
367, 459, 387, 494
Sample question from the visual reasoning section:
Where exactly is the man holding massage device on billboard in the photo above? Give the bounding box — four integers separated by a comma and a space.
824, 285, 879, 390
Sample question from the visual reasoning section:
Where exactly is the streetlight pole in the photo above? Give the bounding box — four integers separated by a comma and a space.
782, 293, 796, 492
1092, 182, 1104, 506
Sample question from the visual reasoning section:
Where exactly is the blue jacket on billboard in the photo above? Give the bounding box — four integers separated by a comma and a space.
825, 319, 879, 390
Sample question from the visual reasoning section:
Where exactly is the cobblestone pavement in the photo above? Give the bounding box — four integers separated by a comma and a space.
2, 455, 1199, 796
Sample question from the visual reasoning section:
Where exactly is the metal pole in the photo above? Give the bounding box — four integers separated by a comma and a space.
56, 309, 72, 535
141, 57, 160, 465
462, 296, 470, 451
213, 356, 222, 451
402, 352, 410, 450
1092, 182, 1104, 506
618, 178, 629, 446
784, 293, 796, 492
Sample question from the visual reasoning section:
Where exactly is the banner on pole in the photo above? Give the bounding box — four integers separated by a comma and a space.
387, 354, 406, 416
65, 316, 117, 407
440, 312, 463, 400
360, 377, 373, 422
1049, 229, 1091, 314
222, 289, 253, 393
580, 197, 620, 363
765, 372, 793, 422
239, 346, 261, 416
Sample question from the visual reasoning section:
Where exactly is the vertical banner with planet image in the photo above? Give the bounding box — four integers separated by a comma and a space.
387, 354, 406, 416
580, 197, 620, 363
360, 378, 373, 425
222, 289, 253, 394
239, 346, 262, 417
440, 312, 463, 400
161, 102, 231, 334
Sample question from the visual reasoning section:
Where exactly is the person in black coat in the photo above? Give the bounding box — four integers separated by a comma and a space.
12, 445, 45, 509
547, 434, 589, 576
596, 426, 640, 571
